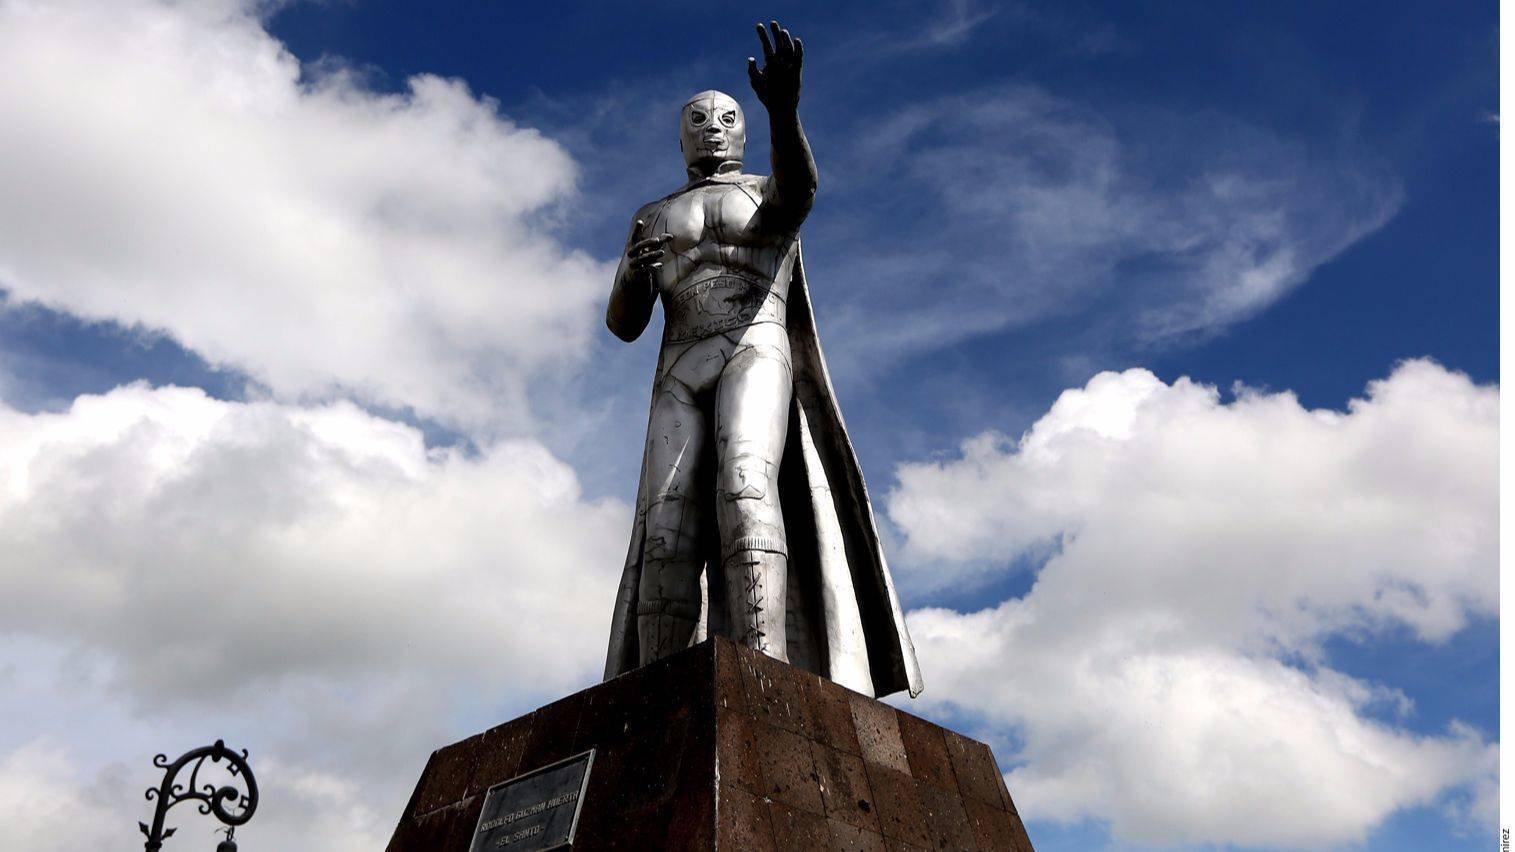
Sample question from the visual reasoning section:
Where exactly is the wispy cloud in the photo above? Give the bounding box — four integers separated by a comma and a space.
919, 0, 999, 48
824, 0, 999, 57
809, 83, 1402, 378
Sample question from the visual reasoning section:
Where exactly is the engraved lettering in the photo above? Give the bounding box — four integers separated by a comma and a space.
476, 790, 580, 833
495, 823, 545, 847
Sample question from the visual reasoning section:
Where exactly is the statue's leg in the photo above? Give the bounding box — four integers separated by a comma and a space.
714, 339, 793, 661
637, 370, 708, 665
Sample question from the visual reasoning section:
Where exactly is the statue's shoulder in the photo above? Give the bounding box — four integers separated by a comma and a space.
630, 197, 664, 219
618, 197, 670, 237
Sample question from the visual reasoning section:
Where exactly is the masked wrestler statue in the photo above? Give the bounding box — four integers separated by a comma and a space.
602, 22, 922, 699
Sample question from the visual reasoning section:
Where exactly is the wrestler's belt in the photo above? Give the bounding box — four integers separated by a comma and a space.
663, 271, 786, 343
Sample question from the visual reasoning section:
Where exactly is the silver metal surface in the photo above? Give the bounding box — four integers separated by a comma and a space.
603, 22, 924, 699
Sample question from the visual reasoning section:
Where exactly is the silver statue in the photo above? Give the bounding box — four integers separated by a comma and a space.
603, 22, 922, 699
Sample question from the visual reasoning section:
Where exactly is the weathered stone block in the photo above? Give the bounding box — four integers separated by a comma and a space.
386, 637, 1034, 851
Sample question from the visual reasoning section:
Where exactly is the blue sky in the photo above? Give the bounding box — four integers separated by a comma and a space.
0, 1, 1496, 850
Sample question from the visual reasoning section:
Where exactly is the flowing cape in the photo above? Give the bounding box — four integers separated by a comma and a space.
603, 246, 924, 699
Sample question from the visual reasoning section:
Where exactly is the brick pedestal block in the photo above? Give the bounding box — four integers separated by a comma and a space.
387, 636, 1035, 851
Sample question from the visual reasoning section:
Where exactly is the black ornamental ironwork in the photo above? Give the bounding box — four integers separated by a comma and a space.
140, 739, 258, 851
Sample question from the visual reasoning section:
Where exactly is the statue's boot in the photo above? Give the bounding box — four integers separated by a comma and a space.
723, 547, 789, 662
636, 595, 699, 666
637, 487, 704, 666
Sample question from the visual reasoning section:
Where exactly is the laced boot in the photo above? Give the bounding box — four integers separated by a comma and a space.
723, 546, 789, 662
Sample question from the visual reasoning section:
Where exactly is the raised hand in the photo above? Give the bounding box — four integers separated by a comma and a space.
748, 20, 803, 113
626, 219, 673, 283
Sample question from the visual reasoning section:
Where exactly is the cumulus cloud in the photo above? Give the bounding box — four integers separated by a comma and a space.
818, 84, 1402, 369
0, 3, 639, 845
0, 379, 628, 848
0, 380, 626, 701
0, 0, 607, 430
887, 360, 1498, 847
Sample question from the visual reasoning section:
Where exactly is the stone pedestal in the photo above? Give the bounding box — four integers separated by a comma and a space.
386, 636, 1035, 851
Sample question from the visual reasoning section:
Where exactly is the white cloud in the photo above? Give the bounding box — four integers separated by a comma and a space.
0, 380, 626, 700
0, 0, 607, 431
888, 359, 1498, 847
0, 379, 628, 849
0, 3, 645, 846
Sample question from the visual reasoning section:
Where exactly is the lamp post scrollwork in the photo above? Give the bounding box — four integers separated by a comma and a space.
139, 739, 258, 851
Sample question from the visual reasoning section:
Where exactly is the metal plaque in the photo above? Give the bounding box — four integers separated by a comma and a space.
469, 750, 594, 852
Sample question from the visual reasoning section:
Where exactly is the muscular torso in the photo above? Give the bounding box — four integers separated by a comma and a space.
634, 175, 797, 347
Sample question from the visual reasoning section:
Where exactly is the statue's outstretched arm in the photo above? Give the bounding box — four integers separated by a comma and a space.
606, 216, 670, 342
749, 21, 817, 231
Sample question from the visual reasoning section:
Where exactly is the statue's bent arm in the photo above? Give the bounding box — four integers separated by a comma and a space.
606, 207, 661, 342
